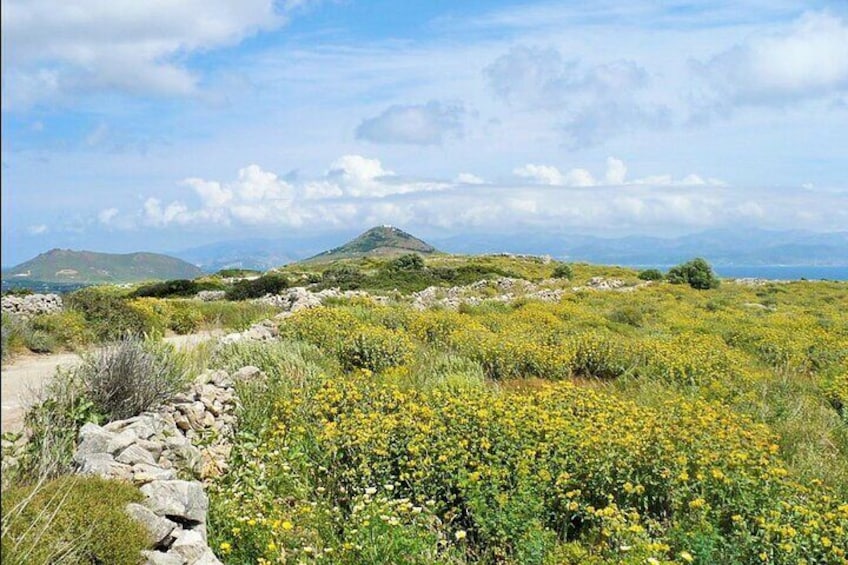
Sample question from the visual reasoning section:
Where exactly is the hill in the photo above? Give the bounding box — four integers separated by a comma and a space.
2, 249, 204, 283
304, 225, 437, 262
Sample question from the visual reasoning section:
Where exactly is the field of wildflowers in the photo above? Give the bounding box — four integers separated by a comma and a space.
207, 262, 847, 564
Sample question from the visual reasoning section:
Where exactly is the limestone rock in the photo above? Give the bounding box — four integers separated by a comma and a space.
141, 480, 208, 523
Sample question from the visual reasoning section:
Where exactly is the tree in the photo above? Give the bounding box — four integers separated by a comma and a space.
666, 258, 719, 290
387, 253, 425, 272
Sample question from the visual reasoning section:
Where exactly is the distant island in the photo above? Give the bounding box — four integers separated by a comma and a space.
2, 249, 203, 285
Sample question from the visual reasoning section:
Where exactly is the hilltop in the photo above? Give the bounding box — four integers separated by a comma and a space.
303, 225, 437, 263
2, 249, 204, 284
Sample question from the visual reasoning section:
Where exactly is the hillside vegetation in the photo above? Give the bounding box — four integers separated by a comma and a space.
200, 256, 846, 564
3, 248, 203, 283
3, 254, 846, 564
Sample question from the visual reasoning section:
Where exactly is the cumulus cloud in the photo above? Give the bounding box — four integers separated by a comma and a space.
27, 224, 48, 235
111, 153, 844, 235
98, 208, 119, 224
0, 0, 304, 109
693, 11, 848, 114
455, 173, 486, 185
513, 157, 724, 187
484, 45, 670, 147
355, 101, 465, 145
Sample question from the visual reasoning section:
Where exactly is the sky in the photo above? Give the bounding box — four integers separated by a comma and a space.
2, 0, 847, 265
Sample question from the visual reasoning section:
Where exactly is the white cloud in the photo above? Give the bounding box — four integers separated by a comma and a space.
513, 164, 565, 186
513, 157, 720, 188
484, 45, 670, 147
1, 0, 301, 109
356, 101, 465, 145
605, 157, 627, 185
694, 11, 848, 111
113, 153, 845, 235
27, 224, 48, 235
455, 173, 486, 185
98, 208, 119, 224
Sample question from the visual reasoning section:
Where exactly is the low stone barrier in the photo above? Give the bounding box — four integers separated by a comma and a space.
73, 365, 264, 565
1, 293, 63, 317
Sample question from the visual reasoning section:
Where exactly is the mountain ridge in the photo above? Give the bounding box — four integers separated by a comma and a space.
3, 248, 204, 283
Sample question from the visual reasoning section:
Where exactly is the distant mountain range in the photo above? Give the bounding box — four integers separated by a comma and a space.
6, 229, 845, 287
2, 249, 203, 283
429, 229, 848, 267
169, 228, 848, 271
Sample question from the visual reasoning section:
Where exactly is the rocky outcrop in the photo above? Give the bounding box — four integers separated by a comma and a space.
1, 293, 63, 318
221, 287, 386, 344
194, 290, 227, 302
72, 366, 262, 565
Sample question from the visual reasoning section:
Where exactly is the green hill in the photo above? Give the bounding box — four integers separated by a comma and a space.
3, 249, 204, 283
304, 225, 437, 262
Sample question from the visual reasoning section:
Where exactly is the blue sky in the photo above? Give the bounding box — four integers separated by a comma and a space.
2, 0, 847, 265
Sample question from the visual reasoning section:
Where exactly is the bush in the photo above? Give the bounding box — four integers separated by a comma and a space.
1, 475, 148, 565
338, 326, 414, 373
15, 368, 101, 482
225, 272, 289, 301
168, 303, 205, 334
65, 287, 156, 340
666, 258, 720, 290
552, 263, 573, 279
29, 311, 95, 351
77, 337, 186, 421
638, 268, 663, 281
321, 264, 366, 290
131, 278, 224, 299
607, 305, 644, 327
387, 253, 426, 272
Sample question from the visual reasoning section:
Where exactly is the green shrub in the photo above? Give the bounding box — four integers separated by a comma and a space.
29, 311, 94, 351
638, 268, 663, 281
387, 253, 426, 272
16, 368, 101, 481
225, 272, 289, 300
552, 263, 573, 279
666, 258, 720, 290
607, 305, 644, 327
1, 475, 148, 565
321, 264, 366, 290
131, 278, 224, 298
169, 303, 204, 334
65, 287, 155, 340
77, 337, 186, 421
216, 268, 262, 278
338, 326, 414, 372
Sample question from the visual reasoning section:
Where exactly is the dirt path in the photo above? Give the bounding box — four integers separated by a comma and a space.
0, 331, 223, 435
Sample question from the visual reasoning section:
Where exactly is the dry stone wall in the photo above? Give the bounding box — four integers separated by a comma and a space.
72, 365, 265, 565
1, 293, 63, 317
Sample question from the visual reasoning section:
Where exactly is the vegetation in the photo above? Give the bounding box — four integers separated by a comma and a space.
667, 258, 720, 290
552, 263, 573, 279
206, 273, 847, 564
1, 476, 148, 565
225, 272, 290, 301
131, 278, 225, 298
638, 268, 664, 281
77, 337, 187, 420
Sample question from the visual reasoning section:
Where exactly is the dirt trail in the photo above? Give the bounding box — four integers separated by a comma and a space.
0, 331, 222, 434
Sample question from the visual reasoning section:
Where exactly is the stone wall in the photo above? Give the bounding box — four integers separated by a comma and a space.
1, 293, 63, 317
73, 365, 264, 565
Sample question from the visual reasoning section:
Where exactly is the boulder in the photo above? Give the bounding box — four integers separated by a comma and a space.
141, 480, 208, 524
